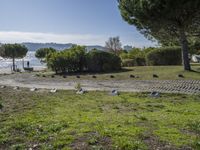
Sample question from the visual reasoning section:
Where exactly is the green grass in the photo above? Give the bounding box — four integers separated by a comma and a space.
0, 88, 200, 149
37, 65, 200, 80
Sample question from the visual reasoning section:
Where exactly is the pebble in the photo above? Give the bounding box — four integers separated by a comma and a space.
50, 88, 57, 93
30, 88, 37, 92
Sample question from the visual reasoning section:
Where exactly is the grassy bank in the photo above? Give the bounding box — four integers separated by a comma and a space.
0, 88, 200, 149
37, 65, 200, 81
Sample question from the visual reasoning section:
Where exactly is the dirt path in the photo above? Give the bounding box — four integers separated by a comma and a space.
0, 73, 200, 94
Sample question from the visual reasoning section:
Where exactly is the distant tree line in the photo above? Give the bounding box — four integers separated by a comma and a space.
1, 34, 199, 74
34, 36, 200, 74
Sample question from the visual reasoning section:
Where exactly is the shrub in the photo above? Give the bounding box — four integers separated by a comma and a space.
47, 47, 121, 73
121, 48, 147, 67
86, 50, 121, 72
128, 48, 144, 58
122, 59, 135, 67
134, 57, 146, 66
47, 45, 87, 74
120, 51, 129, 59
35, 47, 56, 62
146, 47, 182, 66
122, 57, 146, 67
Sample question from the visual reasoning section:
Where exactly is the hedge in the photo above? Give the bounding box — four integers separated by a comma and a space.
146, 47, 182, 66
122, 57, 146, 67
47, 48, 121, 73
47, 46, 87, 73
86, 50, 121, 72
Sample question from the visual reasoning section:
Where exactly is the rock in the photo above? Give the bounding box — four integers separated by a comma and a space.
130, 75, 135, 78
153, 74, 159, 78
150, 91, 160, 97
50, 88, 57, 93
30, 88, 37, 92
13, 86, 19, 90
0, 103, 3, 110
33, 144, 38, 148
0, 85, 6, 89
178, 74, 184, 78
92, 75, 97, 78
76, 88, 86, 94
110, 75, 115, 78
135, 76, 140, 78
111, 90, 119, 96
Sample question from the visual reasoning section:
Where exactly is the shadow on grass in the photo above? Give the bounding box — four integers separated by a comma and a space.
56, 68, 133, 76
190, 69, 200, 74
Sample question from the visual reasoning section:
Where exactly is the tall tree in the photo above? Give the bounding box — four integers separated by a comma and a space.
35, 47, 56, 62
118, 0, 200, 70
105, 36, 122, 55
0, 44, 28, 71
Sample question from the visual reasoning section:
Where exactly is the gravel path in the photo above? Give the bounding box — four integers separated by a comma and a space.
0, 73, 200, 94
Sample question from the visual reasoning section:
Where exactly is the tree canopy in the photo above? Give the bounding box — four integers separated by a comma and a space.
35, 47, 56, 61
47, 45, 87, 73
105, 36, 122, 55
0, 44, 28, 59
0, 44, 28, 71
118, 0, 200, 70
47, 45, 121, 74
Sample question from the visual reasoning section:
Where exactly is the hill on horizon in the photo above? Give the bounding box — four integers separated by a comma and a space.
22, 42, 107, 52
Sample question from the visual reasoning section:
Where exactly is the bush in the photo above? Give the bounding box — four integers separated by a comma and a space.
47, 45, 87, 74
134, 57, 146, 66
122, 57, 146, 67
86, 50, 121, 72
146, 47, 182, 66
122, 59, 135, 67
35, 47, 56, 62
47, 47, 121, 73
120, 48, 147, 67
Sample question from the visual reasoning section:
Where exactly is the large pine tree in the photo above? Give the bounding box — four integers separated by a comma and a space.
0, 44, 28, 71
118, 0, 200, 70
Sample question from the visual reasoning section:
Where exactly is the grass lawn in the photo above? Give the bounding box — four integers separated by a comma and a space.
38, 65, 200, 81
0, 88, 200, 149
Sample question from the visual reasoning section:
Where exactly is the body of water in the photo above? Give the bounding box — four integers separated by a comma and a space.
0, 51, 46, 70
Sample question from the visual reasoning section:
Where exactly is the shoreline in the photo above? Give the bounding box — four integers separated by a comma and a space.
0, 66, 47, 74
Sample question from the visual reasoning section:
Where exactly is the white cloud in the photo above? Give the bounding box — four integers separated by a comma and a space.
0, 31, 155, 47
0, 31, 107, 46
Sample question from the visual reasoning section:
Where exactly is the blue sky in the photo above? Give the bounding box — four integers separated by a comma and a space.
0, 0, 155, 47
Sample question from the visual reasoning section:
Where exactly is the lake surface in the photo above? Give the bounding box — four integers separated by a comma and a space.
0, 51, 46, 70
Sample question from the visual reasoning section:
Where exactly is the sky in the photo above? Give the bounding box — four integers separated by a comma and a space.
0, 0, 155, 47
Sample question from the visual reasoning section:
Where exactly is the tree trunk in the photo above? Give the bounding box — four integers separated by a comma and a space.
179, 29, 191, 71
22, 59, 24, 68
12, 57, 15, 71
